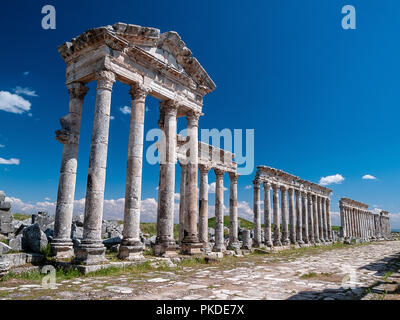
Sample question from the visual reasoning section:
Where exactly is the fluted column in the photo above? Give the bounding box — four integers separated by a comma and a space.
75, 70, 115, 265
307, 193, 315, 244
313, 194, 320, 243
228, 172, 240, 250
264, 182, 272, 247
52, 82, 88, 259
155, 100, 178, 256
214, 169, 226, 252
288, 188, 296, 244
301, 191, 309, 244
253, 179, 262, 247
295, 190, 304, 244
326, 198, 332, 241
321, 197, 328, 241
272, 184, 282, 246
181, 111, 202, 254
318, 196, 325, 242
340, 204, 346, 237
198, 165, 210, 247
281, 186, 290, 245
119, 83, 149, 260
179, 162, 187, 244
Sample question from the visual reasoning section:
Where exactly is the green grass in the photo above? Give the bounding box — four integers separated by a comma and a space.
12, 213, 31, 221
139, 223, 179, 240
208, 216, 258, 230
0, 238, 9, 245
300, 272, 317, 279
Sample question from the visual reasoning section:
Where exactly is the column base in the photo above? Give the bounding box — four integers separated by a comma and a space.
73, 241, 106, 265
297, 239, 305, 245
154, 241, 178, 257
51, 239, 74, 260
227, 241, 241, 251
265, 241, 273, 248
282, 239, 290, 246
213, 244, 226, 252
118, 239, 144, 260
180, 242, 203, 255
273, 240, 282, 246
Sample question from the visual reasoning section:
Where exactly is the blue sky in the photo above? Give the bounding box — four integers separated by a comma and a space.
1, 0, 400, 228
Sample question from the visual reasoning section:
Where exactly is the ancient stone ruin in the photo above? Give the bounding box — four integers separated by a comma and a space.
253, 166, 333, 248
339, 198, 391, 241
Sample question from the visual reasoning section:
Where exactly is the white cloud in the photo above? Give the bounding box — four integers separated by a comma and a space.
0, 144, 4, 148
319, 174, 345, 186
45, 197, 51, 201
208, 182, 227, 193
0, 91, 31, 114
13, 86, 38, 97
244, 185, 252, 190
110, 116, 115, 120
119, 106, 131, 115
23, 71, 30, 76
0, 158, 20, 165
362, 174, 377, 180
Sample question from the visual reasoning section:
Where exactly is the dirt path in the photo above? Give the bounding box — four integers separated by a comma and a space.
1, 240, 400, 300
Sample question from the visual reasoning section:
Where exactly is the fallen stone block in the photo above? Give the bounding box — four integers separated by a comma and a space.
22, 223, 48, 253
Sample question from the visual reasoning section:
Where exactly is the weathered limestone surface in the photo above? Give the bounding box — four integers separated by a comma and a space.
339, 198, 389, 242
0, 191, 13, 235
119, 83, 149, 260
213, 169, 226, 252
74, 70, 115, 265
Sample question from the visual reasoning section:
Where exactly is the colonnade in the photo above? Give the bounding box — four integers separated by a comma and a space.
253, 166, 333, 247
340, 198, 391, 240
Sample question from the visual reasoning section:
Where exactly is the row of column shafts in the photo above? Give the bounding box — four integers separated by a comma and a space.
253, 180, 333, 246
51, 75, 241, 264
50, 73, 391, 265
339, 198, 391, 240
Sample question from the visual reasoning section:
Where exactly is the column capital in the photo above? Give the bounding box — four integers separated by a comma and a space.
280, 185, 288, 192
214, 168, 225, 177
294, 189, 300, 196
95, 70, 116, 90
288, 187, 294, 195
67, 82, 89, 99
199, 164, 212, 174
186, 110, 202, 127
129, 82, 150, 102
253, 178, 261, 189
228, 172, 240, 182
160, 99, 179, 115
263, 181, 271, 190
272, 183, 280, 192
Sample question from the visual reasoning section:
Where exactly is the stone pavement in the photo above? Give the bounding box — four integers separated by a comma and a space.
1, 240, 400, 300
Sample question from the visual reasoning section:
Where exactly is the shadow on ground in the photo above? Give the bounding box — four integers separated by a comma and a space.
287, 251, 400, 300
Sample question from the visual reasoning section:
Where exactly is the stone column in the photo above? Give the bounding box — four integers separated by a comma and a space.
326, 198, 332, 241
281, 185, 290, 246
119, 83, 149, 260
272, 184, 282, 246
179, 162, 187, 244
340, 204, 346, 237
301, 191, 309, 244
313, 195, 320, 243
317, 196, 325, 242
155, 100, 178, 256
295, 190, 304, 244
75, 70, 115, 265
253, 179, 262, 247
214, 169, 226, 252
228, 172, 240, 250
288, 188, 296, 244
198, 165, 210, 247
181, 111, 202, 255
307, 193, 315, 244
345, 207, 351, 237
52, 82, 88, 259
321, 197, 328, 241
264, 182, 272, 247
